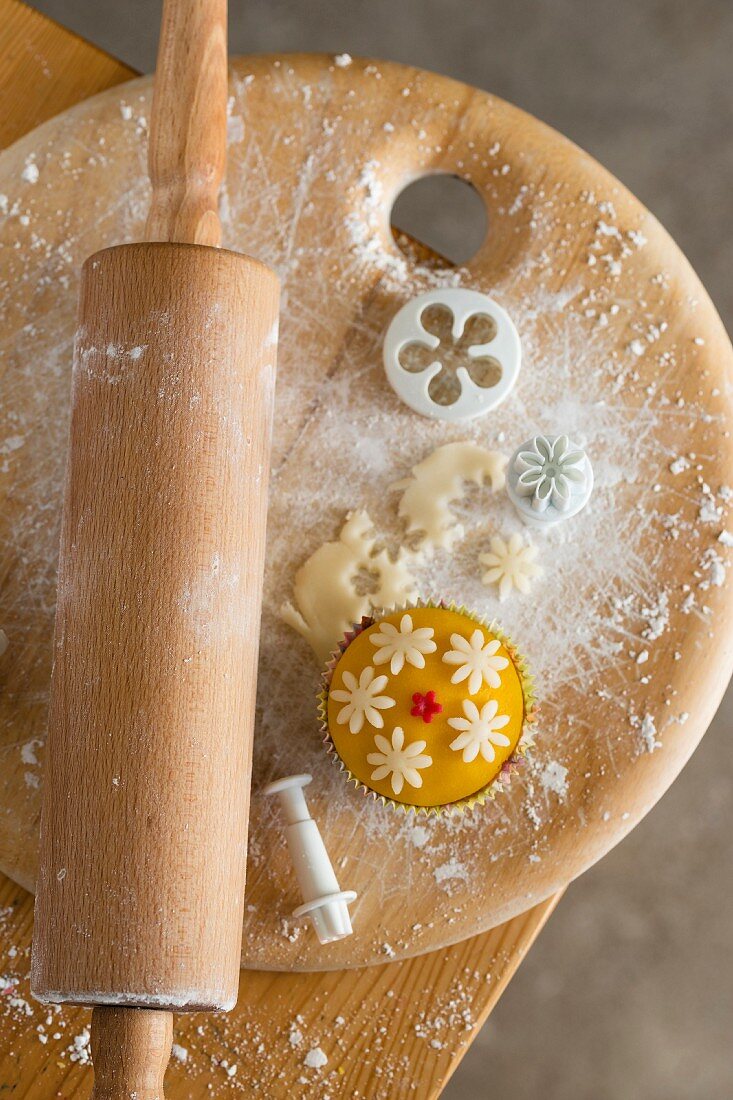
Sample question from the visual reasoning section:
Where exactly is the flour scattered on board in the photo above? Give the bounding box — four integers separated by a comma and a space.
538, 761, 569, 799
410, 825, 429, 849
20, 740, 40, 765
304, 1045, 329, 1068
433, 859, 469, 889
0, 57, 730, 974
20, 159, 38, 184
68, 1027, 91, 1064
632, 713, 661, 754
288, 1021, 304, 1047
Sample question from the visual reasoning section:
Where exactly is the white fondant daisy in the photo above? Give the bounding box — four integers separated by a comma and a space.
479, 532, 543, 600
330, 666, 395, 734
442, 629, 509, 695
367, 726, 433, 795
448, 699, 511, 763
369, 613, 437, 675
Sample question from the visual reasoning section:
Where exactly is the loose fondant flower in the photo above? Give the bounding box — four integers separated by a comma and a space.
513, 434, 587, 513
367, 726, 433, 795
479, 532, 543, 600
448, 699, 511, 763
330, 666, 395, 734
442, 629, 509, 695
370, 613, 437, 675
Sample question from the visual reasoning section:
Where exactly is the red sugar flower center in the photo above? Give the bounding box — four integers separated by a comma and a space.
411, 690, 443, 723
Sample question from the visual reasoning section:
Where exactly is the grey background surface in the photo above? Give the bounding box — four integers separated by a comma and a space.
28, 2, 733, 1097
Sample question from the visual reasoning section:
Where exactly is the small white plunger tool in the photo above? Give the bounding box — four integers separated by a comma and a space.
265, 774, 357, 944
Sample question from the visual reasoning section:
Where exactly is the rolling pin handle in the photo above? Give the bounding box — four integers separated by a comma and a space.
90, 1006, 173, 1100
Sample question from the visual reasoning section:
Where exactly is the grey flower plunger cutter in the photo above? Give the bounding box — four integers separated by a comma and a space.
507, 434, 594, 527
383, 288, 521, 422
265, 774, 357, 944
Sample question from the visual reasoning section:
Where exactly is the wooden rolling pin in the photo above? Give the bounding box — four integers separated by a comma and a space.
30, 0, 279, 1095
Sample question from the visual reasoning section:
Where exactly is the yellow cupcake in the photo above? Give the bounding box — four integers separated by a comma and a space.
318, 601, 535, 815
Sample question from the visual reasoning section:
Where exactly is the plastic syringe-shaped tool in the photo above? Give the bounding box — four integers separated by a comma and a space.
264, 774, 357, 944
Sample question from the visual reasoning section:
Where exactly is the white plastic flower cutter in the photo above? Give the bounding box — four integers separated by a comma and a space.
264, 773, 357, 944
507, 433, 593, 527
383, 287, 521, 422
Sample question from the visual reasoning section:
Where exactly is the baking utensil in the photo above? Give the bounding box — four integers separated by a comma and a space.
265, 774, 357, 944
383, 287, 521, 421
30, 0, 279, 1094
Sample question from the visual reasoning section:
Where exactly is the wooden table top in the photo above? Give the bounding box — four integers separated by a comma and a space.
0, 2, 561, 1095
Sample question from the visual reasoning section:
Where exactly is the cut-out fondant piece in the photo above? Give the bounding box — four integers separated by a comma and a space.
366, 727, 433, 795
383, 288, 521, 421
330, 667, 395, 734
411, 690, 443, 723
442, 629, 509, 695
447, 699, 511, 763
369, 612, 436, 674
479, 532, 543, 600
393, 441, 506, 554
279, 511, 419, 661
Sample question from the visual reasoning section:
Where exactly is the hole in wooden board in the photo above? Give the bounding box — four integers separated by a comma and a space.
390, 174, 489, 266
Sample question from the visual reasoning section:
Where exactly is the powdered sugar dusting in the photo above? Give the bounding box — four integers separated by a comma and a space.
538, 761, 569, 799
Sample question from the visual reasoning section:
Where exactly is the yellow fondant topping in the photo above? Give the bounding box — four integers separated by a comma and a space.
326, 607, 525, 807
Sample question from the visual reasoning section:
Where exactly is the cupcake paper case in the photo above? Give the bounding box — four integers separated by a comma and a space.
318, 600, 536, 815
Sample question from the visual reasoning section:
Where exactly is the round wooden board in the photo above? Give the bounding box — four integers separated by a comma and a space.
0, 55, 731, 972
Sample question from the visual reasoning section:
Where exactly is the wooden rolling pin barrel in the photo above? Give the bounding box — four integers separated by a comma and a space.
30, 0, 279, 1094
